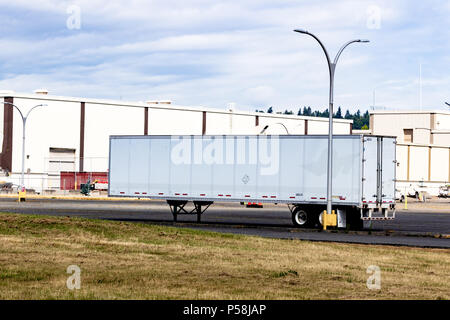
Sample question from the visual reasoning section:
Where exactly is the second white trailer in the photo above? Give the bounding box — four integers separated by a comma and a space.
108, 135, 396, 229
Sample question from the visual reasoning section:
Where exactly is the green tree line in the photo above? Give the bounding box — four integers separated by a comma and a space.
255, 106, 370, 130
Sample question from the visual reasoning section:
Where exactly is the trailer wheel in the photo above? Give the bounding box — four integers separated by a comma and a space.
347, 209, 364, 230
292, 207, 312, 227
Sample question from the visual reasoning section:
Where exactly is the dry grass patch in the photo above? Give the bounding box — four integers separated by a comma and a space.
0, 212, 448, 300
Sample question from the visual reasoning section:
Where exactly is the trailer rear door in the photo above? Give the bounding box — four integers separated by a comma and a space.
362, 136, 378, 205
362, 136, 396, 206
381, 137, 396, 203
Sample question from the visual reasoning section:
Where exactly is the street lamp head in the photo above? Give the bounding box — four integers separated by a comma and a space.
358, 39, 370, 43
293, 29, 309, 34
259, 125, 269, 135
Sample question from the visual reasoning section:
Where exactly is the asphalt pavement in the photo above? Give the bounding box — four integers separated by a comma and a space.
0, 198, 448, 248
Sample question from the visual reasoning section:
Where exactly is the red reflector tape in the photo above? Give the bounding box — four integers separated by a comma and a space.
245, 195, 250, 197
262, 196, 268, 198
142, 192, 147, 195
183, 193, 188, 196
290, 196, 295, 199
218, 194, 223, 196
134, 192, 140, 194
320, 197, 325, 200
158, 193, 164, 195
226, 195, 231, 197
175, 193, 180, 195
120, 192, 125, 194
271, 196, 276, 198
200, 194, 205, 196
311, 197, 317, 199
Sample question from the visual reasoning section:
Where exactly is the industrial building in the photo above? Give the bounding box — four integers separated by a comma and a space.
367, 110, 450, 195
0, 91, 353, 193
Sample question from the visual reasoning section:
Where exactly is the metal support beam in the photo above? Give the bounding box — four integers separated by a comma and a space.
79, 102, 85, 172
1, 97, 14, 173
202, 111, 206, 135
144, 107, 148, 135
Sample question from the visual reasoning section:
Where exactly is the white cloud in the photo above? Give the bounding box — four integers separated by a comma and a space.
0, 0, 448, 113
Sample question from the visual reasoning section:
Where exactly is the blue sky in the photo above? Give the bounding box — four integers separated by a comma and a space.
0, 0, 449, 113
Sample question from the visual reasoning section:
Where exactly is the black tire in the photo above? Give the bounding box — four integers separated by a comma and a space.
348, 210, 364, 230
292, 207, 316, 228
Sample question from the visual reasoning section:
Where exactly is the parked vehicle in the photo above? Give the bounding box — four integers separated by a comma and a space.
438, 184, 449, 198
402, 183, 429, 199
395, 189, 405, 202
108, 135, 396, 229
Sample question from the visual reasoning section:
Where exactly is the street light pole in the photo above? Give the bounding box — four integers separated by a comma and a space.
293, 29, 369, 218
0, 102, 46, 190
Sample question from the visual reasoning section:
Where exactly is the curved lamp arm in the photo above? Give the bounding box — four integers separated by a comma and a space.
0, 102, 47, 121
274, 122, 290, 134
25, 104, 47, 119
294, 29, 332, 77
259, 123, 290, 134
1, 101, 25, 120
334, 39, 369, 65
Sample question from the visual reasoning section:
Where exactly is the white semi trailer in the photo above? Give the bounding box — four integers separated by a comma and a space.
108, 134, 396, 229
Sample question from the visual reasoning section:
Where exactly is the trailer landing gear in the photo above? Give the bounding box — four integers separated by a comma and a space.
167, 200, 213, 222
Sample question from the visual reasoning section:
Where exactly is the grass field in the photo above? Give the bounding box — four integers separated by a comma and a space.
0, 212, 448, 300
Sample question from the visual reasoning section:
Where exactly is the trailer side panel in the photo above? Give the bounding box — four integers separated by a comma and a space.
109, 135, 365, 205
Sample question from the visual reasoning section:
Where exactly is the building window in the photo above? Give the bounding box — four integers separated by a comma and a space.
403, 129, 413, 143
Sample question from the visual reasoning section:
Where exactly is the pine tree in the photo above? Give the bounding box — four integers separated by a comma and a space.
267, 106, 273, 114
344, 109, 352, 119
335, 107, 343, 118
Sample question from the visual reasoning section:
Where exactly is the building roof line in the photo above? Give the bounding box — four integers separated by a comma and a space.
0, 92, 353, 123
370, 110, 450, 115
